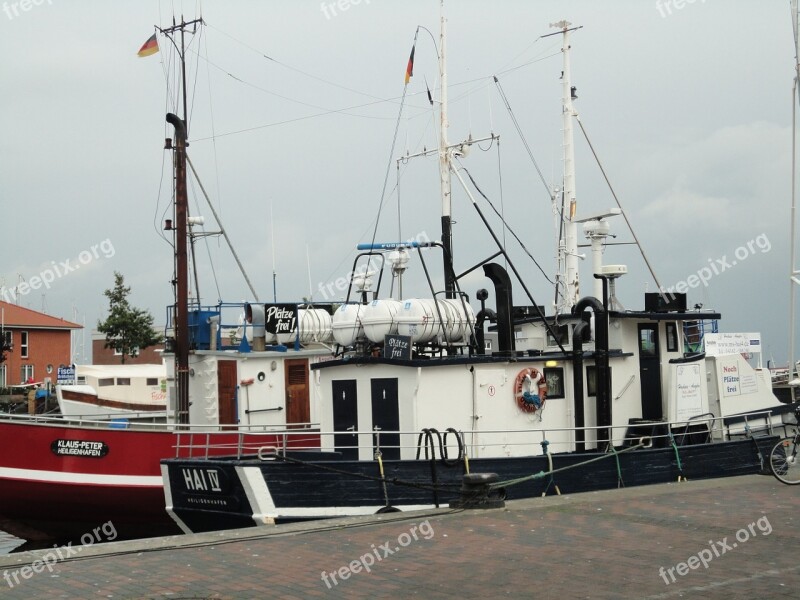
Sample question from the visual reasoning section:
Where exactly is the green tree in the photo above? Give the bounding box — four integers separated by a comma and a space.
97, 272, 162, 364
0, 329, 11, 364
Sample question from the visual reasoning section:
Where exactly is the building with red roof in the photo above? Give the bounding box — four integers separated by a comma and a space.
0, 301, 82, 388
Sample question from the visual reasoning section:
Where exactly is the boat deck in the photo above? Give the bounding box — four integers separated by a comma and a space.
0, 474, 797, 598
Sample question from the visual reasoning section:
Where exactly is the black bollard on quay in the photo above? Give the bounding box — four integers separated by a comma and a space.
449, 472, 506, 509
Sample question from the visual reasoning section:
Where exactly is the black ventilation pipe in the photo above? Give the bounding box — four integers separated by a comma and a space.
483, 263, 515, 358
573, 286, 611, 448
572, 319, 589, 452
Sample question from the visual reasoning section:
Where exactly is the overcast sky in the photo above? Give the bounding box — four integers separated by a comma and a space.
1, 1, 797, 366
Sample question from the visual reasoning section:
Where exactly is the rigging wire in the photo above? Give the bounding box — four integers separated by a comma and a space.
187, 53, 561, 144
187, 24, 203, 134
575, 116, 665, 295
186, 175, 204, 302
154, 30, 178, 250
186, 154, 260, 301
369, 28, 418, 250
200, 18, 226, 302
190, 49, 391, 121
493, 76, 552, 199
496, 139, 507, 268
207, 22, 397, 105
458, 163, 553, 285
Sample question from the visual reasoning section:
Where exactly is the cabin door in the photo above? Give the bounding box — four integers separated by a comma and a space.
217, 360, 238, 425
371, 378, 400, 460
637, 324, 663, 420
332, 380, 358, 460
284, 359, 310, 427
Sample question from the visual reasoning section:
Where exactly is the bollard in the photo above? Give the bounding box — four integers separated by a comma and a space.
449, 472, 505, 509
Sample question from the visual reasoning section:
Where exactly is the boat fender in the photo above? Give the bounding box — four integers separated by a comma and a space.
513, 368, 547, 413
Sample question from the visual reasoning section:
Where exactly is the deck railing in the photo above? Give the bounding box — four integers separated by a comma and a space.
166, 408, 782, 461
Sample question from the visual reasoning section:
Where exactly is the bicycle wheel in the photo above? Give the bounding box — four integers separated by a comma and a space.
769, 437, 800, 485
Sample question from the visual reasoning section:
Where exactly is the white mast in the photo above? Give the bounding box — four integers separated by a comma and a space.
553, 20, 580, 312
438, 0, 455, 297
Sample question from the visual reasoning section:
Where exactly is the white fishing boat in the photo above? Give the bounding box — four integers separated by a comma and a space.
161, 13, 795, 534
55, 364, 168, 420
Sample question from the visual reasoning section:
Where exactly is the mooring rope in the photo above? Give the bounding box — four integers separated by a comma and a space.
489, 441, 648, 490
669, 433, 688, 482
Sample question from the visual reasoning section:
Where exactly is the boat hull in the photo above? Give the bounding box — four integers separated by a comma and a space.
162, 435, 777, 534
0, 417, 319, 543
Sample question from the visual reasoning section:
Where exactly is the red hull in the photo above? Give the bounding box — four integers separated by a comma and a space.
0, 418, 319, 542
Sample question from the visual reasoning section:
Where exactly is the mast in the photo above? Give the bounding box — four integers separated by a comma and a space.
159, 16, 202, 426
167, 113, 190, 425
549, 20, 580, 313
438, 0, 455, 298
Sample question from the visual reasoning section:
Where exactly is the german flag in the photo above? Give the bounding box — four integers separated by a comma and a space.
404, 44, 415, 84
137, 33, 159, 58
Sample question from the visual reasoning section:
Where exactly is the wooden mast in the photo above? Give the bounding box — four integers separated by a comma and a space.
167, 113, 189, 425
160, 17, 202, 425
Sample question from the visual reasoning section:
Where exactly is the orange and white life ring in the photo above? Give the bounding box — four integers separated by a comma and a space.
513, 367, 548, 413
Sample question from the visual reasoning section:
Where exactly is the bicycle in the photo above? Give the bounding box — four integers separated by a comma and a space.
769, 405, 800, 485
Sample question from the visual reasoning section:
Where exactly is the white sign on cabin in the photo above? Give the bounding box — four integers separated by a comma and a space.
704, 333, 761, 357
740, 371, 759, 395
675, 364, 704, 420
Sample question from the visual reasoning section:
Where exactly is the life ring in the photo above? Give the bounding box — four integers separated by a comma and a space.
513, 367, 548, 413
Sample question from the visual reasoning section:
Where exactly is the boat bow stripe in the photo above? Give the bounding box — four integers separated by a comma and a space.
0, 467, 162, 487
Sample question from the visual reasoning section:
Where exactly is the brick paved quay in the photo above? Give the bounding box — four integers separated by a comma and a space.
0, 474, 797, 599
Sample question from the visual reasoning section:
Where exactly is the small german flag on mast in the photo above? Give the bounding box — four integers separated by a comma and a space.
137, 33, 159, 58
404, 44, 415, 85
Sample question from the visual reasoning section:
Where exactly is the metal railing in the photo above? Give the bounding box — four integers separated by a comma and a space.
165, 408, 781, 462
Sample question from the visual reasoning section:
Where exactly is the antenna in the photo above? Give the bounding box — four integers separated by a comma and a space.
16, 274, 24, 305
306, 244, 313, 302
157, 17, 203, 132
271, 202, 277, 303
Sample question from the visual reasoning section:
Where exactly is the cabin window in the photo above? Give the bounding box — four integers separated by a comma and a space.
666, 323, 678, 352
543, 367, 565, 399
98, 378, 114, 387
585, 365, 611, 397
639, 328, 657, 357
546, 324, 570, 347
586, 366, 596, 397
20, 365, 34, 383
146, 378, 159, 386
586, 365, 611, 397
116, 378, 131, 386
20, 331, 28, 358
